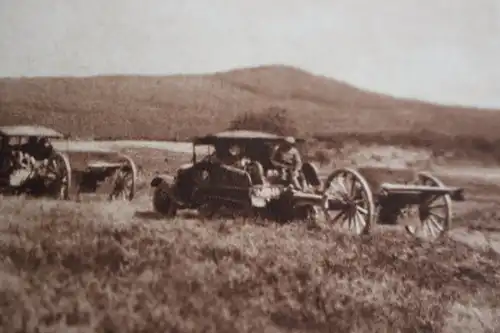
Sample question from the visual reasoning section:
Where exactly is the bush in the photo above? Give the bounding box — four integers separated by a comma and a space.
228, 107, 299, 137
312, 149, 331, 166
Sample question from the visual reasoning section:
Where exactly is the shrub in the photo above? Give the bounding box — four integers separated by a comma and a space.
228, 106, 299, 137
312, 149, 331, 166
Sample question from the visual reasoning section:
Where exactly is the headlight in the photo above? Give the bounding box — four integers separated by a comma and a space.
150, 178, 162, 187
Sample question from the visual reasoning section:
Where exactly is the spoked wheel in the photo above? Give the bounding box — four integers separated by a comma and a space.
404, 172, 451, 241
45, 152, 72, 200
108, 154, 137, 201
322, 168, 375, 235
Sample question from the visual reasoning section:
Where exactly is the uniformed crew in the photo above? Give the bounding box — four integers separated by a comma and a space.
270, 136, 303, 189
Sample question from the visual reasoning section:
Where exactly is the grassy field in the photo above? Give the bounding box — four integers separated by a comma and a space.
2, 65, 500, 161
1, 195, 500, 333
1, 144, 500, 333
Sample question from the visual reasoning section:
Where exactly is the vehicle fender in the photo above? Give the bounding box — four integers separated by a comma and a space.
178, 163, 193, 171
150, 173, 175, 187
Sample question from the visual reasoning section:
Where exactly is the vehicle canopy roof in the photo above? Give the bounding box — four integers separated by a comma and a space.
193, 130, 305, 170
0, 125, 66, 139
193, 130, 304, 145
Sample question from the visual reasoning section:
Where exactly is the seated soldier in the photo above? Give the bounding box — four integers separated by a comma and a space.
7, 149, 34, 188
21, 137, 39, 156
208, 148, 225, 165
19, 136, 53, 171
226, 144, 249, 169
270, 136, 303, 189
35, 137, 54, 161
210, 144, 237, 166
245, 159, 266, 185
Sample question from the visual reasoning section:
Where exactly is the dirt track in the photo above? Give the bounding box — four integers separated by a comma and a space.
52, 139, 195, 154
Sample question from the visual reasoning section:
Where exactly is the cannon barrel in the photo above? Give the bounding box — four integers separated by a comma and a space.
290, 190, 325, 207
379, 183, 465, 201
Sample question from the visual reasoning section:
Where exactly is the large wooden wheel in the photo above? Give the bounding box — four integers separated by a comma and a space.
404, 172, 451, 241
45, 152, 72, 200
322, 168, 375, 235
108, 154, 137, 201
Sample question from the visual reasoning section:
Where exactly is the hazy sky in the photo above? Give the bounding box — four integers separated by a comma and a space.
1, 0, 499, 108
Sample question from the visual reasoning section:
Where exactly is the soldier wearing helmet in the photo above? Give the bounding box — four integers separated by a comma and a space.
270, 136, 303, 189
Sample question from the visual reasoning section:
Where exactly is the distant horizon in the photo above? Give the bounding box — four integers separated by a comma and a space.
1, 63, 498, 111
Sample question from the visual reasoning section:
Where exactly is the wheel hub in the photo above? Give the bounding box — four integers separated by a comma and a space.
418, 206, 431, 221
346, 200, 358, 213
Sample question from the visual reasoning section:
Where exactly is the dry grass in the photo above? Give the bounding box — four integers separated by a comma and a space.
1, 195, 500, 333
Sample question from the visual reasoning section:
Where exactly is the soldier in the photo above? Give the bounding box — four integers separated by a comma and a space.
270, 136, 303, 189
36, 137, 54, 159
227, 144, 250, 169
19, 137, 54, 173
22, 137, 39, 157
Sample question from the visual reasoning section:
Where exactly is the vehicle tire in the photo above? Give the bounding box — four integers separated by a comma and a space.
153, 183, 177, 217
273, 189, 295, 224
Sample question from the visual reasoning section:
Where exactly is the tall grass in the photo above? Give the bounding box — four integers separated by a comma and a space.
1, 197, 500, 332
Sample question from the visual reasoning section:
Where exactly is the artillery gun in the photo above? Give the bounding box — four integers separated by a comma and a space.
150, 130, 465, 241
0, 125, 137, 201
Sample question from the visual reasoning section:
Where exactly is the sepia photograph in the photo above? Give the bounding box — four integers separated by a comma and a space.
0, 0, 499, 332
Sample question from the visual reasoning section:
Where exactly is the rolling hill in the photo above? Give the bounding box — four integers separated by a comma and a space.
1, 65, 500, 147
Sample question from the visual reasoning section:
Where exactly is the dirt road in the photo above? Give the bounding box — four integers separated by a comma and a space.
432, 165, 500, 181
53, 139, 195, 153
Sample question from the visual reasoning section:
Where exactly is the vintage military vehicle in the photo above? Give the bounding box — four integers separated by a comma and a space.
150, 130, 325, 222
150, 130, 465, 241
0, 125, 137, 201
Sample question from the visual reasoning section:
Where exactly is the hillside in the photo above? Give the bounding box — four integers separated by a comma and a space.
1, 65, 500, 144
